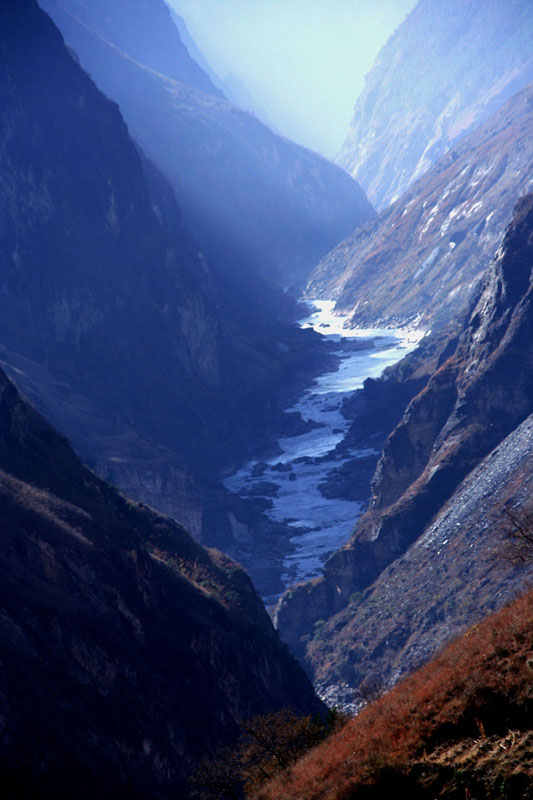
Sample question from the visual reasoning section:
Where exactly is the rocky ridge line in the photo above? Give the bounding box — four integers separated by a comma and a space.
308, 82, 533, 330
275, 196, 533, 697
337, 0, 533, 209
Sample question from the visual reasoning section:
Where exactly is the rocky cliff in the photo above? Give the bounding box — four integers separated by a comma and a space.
41, 0, 374, 290
337, 0, 533, 209
0, 0, 331, 551
275, 196, 533, 698
0, 364, 324, 798
308, 83, 533, 329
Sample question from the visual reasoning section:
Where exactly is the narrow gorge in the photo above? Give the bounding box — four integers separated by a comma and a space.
223, 301, 422, 603
1, 0, 532, 797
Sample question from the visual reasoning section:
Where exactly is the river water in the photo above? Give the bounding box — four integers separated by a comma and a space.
224, 301, 423, 603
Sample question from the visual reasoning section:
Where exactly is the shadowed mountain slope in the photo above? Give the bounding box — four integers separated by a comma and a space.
41, 0, 374, 290
337, 0, 533, 209
0, 0, 330, 547
308, 83, 533, 329
51, 0, 223, 97
0, 364, 324, 799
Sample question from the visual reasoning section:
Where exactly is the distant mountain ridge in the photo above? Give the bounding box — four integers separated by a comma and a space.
171, 8, 272, 126
54, 0, 223, 97
337, 0, 533, 209
308, 82, 533, 329
41, 0, 374, 290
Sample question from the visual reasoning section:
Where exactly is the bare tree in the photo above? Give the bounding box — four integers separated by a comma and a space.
499, 504, 533, 564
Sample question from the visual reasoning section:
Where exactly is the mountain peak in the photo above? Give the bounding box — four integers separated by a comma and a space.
337, 0, 533, 209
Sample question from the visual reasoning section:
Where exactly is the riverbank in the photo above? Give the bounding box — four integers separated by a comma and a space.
224, 301, 424, 604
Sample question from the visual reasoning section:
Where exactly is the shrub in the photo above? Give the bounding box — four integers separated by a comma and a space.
190, 708, 348, 799
253, 590, 533, 800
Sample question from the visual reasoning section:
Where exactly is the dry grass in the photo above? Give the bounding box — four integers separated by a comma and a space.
255, 590, 533, 799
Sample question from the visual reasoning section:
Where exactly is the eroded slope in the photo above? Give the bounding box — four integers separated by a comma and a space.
309, 84, 533, 329
259, 591, 533, 800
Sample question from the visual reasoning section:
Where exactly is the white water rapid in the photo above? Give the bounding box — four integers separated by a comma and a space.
224, 301, 423, 603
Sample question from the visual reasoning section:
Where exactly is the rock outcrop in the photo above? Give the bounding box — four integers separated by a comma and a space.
337, 0, 533, 209
308, 83, 533, 329
0, 364, 324, 798
41, 0, 374, 290
275, 196, 533, 695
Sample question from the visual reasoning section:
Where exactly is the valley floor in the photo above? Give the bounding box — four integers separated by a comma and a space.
224, 300, 423, 604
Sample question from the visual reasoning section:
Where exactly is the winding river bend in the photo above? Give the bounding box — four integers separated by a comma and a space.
224, 301, 423, 603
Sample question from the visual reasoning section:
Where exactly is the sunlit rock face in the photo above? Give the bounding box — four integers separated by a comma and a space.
0, 364, 324, 797
41, 0, 374, 291
276, 197, 533, 701
308, 83, 533, 330
337, 0, 533, 211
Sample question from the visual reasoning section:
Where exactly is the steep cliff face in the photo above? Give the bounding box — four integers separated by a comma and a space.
40, 0, 374, 290
308, 83, 533, 329
276, 197, 533, 691
0, 0, 330, 547
0, 366, 324, 798
310, 412, 533, 706
337, 0, 533, 209
0, 0, 219, 448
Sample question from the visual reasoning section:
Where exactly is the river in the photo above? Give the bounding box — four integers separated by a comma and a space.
224, 300, 423, 603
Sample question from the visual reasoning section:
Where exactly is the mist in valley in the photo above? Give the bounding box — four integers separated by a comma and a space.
169, 0, 417, 156
1, 1, 532, 797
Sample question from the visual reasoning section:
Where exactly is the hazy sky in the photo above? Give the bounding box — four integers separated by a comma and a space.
168, 0, 417, 158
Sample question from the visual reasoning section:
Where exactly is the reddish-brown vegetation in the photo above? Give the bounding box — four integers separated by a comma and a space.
255, 590, 533, 799
190, 708, 348, 799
